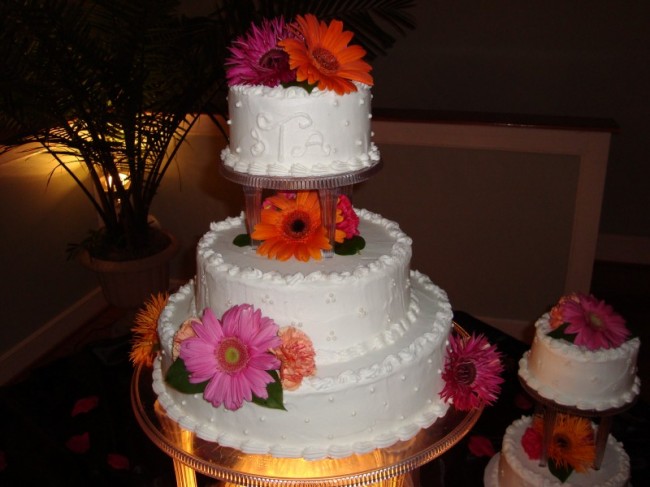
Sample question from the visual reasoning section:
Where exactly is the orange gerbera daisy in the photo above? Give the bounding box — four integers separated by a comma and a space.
532, 414, 595, 473
280, 14, 373, 95
252, 191, 331, 261
130, 292, 168, 367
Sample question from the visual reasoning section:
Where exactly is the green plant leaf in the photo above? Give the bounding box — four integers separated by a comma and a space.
233, 233, 252, 247
165, 358, 208, 394
548, 458, 573, 483
281, 80, 316, 93
252, 370, 286, 411
547, 322, 576, 344
335, 236, 366, 255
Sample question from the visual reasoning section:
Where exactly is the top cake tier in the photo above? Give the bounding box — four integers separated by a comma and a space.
221, 83, 380, 177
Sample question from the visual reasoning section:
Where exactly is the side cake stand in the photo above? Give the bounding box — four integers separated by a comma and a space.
519, 377, 637, 470
131, 323, 481, 487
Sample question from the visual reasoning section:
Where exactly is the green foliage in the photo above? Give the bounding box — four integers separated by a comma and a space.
233, 233, 252, 247
335, 235, 366, 255
548, 458, 573, 483
547, 322, 577, 344
165, 357, 209, 394
251, 370, 286, 411
0, 0, 415, 259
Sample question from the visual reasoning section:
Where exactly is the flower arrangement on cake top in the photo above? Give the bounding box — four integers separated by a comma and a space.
131, 297, 316, 411
234, 190, 365, 261
226, 14, 373, 95
547, 293, 630, 350
521, 413, 596, 483
439, 332, 504, 411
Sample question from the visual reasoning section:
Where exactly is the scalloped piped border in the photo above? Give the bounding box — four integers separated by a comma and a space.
158, 272, 452, 390
197, 208, 412, 285
152, 358, 449, 460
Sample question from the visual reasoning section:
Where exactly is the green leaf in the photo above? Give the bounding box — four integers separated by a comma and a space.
252, 370, 286, 411
233, 233, 251, 247
548, 458, 573, 483
334, 236, 366, 255
165, 358, 208, 394
547, 322, 576, 344
281, 80, 316, 93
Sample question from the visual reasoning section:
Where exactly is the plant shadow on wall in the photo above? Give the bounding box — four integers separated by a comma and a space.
0, 0, 415, 307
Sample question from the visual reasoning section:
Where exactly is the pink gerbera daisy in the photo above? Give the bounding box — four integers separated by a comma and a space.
226, 17, 296, 87
335, 194, 360, 243
557, 293, 630, 350
440, 333, 504, 411
179, 305, 282, 411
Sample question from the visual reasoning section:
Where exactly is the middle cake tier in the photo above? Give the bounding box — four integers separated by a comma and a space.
195, 208, 416, 365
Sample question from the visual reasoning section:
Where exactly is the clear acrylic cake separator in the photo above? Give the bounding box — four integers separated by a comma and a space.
220, 161, 383, 257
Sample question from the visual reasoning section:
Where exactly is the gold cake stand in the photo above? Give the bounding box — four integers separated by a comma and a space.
132, 336, 481, 486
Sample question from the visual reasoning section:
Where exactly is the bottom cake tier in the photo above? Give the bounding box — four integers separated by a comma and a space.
153, 272, 453, 460
483, 416, 630, 487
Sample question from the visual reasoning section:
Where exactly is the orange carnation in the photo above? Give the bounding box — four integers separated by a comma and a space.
280, 14, 373, 95
273, 326, 316, 391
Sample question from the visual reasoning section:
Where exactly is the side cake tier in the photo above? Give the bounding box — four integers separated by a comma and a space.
518, 313, 640, 411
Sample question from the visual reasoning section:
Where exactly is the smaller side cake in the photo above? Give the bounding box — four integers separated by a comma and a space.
519, 293, 640, 411
484, 415, 630, 487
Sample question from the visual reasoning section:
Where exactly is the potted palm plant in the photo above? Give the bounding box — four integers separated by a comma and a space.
0, 0, 414, 308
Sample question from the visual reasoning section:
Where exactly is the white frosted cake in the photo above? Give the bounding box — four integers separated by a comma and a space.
221, 82, 380, 177
519, 313, 640, 411
153, 209, 453, 459
484, 416, 630, 487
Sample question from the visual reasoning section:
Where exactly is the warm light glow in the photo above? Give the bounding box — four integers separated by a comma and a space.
99, 172, 130, 192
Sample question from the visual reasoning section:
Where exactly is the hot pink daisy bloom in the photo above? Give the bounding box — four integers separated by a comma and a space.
521, 424, 543, 460
335, 194, 360, 242
440, 333, 504, 411
226, 17, 296, 87
179, 305, 282, 411
559, 293, 630, 350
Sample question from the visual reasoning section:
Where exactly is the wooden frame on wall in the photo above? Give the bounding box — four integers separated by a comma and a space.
356, 112, 614, 341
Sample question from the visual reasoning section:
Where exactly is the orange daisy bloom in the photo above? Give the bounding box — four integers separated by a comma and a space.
130, 292, 168, 367
252, 191, 331, 261
532, 414, 595, 473
280, 14, 373, 95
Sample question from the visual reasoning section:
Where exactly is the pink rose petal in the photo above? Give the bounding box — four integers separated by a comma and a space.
66, 432, 90, 453
71, 396, 99, 416
107, 453, 130, 470
468, 435, 495, 458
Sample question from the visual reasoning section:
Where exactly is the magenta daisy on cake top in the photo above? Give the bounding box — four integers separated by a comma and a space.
225, 17, 296, 87
548, 292, 630, 350
440, 333, 504, 411
179, 305, 282, 410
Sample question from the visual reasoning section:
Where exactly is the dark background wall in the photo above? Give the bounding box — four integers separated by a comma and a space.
368, 0, 649, 239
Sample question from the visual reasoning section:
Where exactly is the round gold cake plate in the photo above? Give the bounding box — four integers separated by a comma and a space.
132, 322, 481, 487
519, 377, 637, 470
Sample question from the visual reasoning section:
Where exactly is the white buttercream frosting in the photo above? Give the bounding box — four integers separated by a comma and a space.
518, 314, 640, 411
154, 210, 454, 459
195, 208, 414, 363
483, 416, 630, 487
222, 83, 380, 177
